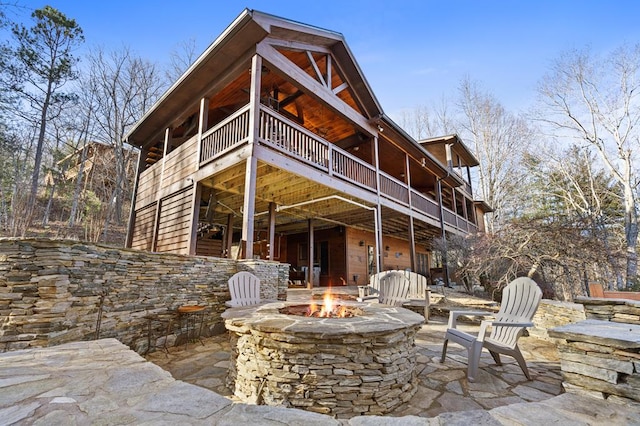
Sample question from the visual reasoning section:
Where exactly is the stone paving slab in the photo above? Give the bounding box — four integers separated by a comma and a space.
3, 314, 640, 424
0, 339, 338, 425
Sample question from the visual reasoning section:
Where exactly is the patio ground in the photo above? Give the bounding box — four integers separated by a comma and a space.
144, 287, 629, 421
3, 287, 640, 424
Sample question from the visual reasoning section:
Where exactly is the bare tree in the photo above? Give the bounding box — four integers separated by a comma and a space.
458, 77, 534, 232
397, 97, 456, 140
85, 46, 163, 240
5, 6, 83, 218
165, 37, 199, 83
536, 45, 639, 287
526, 144, 625, 288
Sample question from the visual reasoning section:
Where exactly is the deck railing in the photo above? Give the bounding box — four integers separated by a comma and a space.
411, 190, 440, 219
331, 149, 377, 189
379, 172, 409, 205
194, 102, 476, 233
259, 107, 329, 168
200, 105, 250, 165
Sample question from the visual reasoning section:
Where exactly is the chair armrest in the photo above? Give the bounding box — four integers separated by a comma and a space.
488, 321, 534, 328
357, 295, 379, 303
447, 310, 495, 329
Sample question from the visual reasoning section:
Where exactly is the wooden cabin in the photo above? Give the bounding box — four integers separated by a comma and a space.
124, 9, 490, 287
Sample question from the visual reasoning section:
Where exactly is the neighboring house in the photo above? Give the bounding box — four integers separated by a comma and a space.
124, 9, 490, 287
47, 141, 137, 198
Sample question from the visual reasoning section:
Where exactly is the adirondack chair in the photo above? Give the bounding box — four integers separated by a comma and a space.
225, 272, 261, 307
358, 271, 410, 306
440, 277, 542, 382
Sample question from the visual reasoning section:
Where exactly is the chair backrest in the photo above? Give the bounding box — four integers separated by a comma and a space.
228, 272, 261, 307
370, 270, 427, 299
378, 271, 411, 306
490, 277, 542, 348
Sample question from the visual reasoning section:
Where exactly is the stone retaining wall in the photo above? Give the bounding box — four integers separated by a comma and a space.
0, 238, 288, 353
575, 297, 640, 324
530, 299, 586, 340
549, 320, 640, 404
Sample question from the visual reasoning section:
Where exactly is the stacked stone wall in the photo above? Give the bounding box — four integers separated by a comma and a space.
575, 297, 640, 324
0, 238, 288, 353
531, 299, 586, 340
228, 326, 420, 418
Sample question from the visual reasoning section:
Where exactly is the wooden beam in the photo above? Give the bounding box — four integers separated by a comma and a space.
306, 50, 326, 87
256, 42, 377, 136
265, 37, 332, 55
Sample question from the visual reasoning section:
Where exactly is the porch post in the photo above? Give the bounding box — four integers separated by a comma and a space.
196, 97, 209, 167
241, 54, 262, 259
405, 153, 416, 271
268, 202, 276, 260
125, 144, 143, 248
373, 134, 383, 273
187, 181, 201, 255
307, 219, 314, 289
225, 213, 234, 258
437, 178, 451, 286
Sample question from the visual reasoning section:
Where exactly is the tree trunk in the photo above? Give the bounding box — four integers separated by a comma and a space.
28, 87, 52, 220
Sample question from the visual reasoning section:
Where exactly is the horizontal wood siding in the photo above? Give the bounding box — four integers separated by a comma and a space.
130, 203, 156, 251
196, 237, 223, 257
155, 186, 194, 253
162, 137, 198, 188
135, 167, 161, 210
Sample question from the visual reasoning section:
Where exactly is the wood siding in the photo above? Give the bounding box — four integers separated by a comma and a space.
155, 186, 194, 254
130, 203, 156, 251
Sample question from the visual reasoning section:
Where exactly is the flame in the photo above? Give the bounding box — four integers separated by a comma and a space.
305, 290, 350, 318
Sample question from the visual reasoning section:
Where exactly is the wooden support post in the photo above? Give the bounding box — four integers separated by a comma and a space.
373, 135, 383, 273
307, 219, 314, 289
241, 54, 262, 259
196, 97, 209, 166
268, 202, 276, 260
225, 213, 234, 258
187, 181, 201, 255
125, 146, 143, 248
405, 153, 417, 271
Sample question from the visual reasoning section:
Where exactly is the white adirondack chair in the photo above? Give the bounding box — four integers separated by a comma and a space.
440, 277, 542, 382
374, 271, 411, 306
225, 272, 261, 307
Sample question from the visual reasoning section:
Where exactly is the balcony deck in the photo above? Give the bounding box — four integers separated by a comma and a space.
137, 103, 477, 238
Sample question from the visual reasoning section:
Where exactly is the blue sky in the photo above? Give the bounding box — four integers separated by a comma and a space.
11, 1, 640, 119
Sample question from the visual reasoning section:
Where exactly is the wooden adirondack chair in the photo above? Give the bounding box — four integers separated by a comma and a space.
440, 277, 542, 382
225, 272, 261, 307
376, 271, 411, 306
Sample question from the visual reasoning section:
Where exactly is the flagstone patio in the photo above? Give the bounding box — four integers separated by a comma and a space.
3, 287, 640, 424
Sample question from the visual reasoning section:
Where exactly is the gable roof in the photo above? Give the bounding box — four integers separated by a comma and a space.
125, 9, 383, 147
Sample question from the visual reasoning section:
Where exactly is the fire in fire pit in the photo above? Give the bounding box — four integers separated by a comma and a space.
279, 291, 362, 318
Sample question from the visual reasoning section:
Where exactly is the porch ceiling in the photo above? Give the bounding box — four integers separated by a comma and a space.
199, 161, 441, 243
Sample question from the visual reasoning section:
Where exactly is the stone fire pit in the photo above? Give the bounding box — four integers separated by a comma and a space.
222, 301, 424, 418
